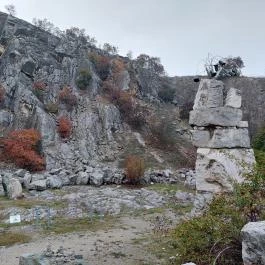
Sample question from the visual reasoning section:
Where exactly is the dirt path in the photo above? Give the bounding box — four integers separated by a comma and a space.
0, 216, 161, 265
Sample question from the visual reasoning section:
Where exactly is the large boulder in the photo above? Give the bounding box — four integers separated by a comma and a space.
29, 180, 47, 191
23, 172, 32, 190
241, 221, 265, 265
46, 176, 63, 189
195, 148, 255, 193
2, 174, 23, 199
90, 170, 104, 186
76, 171, 90, 185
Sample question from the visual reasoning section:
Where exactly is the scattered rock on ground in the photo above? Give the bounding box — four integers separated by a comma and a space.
241, 221, 265, 265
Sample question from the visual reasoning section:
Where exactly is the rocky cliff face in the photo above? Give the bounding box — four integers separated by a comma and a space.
0, 12, 125, 170
0, 12, 194, 172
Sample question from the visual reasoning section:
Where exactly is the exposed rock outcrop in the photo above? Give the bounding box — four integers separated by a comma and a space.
19, 246, 86, 265
241, 221, 265, 265
2, 173, 22, 199
189, 79, 255, 193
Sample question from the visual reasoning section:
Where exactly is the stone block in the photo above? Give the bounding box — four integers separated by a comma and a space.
189, 107, 242, 126
237, 121, 248, 128
195, 148, 255, 193
192, 128, 250, 148
191, 130, 210, 147
193, 79, 224, 109
241, 221, 265, 265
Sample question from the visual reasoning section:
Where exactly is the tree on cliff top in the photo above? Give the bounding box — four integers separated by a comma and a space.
5, 4, 16, 16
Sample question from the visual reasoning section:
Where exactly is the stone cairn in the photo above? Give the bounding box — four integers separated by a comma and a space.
189, 79, 256, 193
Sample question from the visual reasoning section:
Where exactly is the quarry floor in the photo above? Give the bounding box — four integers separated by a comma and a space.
0, 184, 195, 265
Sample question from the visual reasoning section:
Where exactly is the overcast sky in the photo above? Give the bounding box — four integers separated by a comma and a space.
0, 0, 264, 77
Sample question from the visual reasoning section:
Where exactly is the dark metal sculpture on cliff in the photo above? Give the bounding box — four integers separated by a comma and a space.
205, 55, 245, 79
194, 55, 245, 82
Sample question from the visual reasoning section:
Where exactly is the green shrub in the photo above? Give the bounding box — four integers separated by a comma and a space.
179, 101, 193, 120
149, 119, 176, 150
89, 52, 110, 80
167, 162, 265, 265
76, 69, 92, 90
158, 87, 175, 102
45, 102, 59, 114
253, 126, 265, 152
172, 196, 245, 265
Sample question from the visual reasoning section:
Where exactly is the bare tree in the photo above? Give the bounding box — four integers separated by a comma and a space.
32, 18, 55, 33
103, 43, 119, 55
135, 54, 165, 76
5, 4, 16, 16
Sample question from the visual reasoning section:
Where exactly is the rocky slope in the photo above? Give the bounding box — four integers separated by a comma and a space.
0, 11, 194, 173
0, 11, 264, 176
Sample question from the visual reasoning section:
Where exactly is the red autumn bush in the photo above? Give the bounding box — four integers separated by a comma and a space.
125, 155, 145, 185
102, 80, 146, 129
58, 86, 77, 110
33, 81, 46, 90
33, 81, 46, 101
112, 58, 125, 74
1, 129, 45, 171
58, 116, 72, 138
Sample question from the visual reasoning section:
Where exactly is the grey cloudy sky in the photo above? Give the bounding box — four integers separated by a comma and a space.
0, 0, 264, 76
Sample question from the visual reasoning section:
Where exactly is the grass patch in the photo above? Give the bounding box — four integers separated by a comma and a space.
0, 232, 31, 246
43, 215, 117, 235
0, 197, 67, 210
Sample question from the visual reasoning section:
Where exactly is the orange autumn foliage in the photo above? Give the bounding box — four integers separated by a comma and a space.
125, 155, 145, 185
1, 129, 45, 171
58, 116, 72, 139
58, 86, 77, 110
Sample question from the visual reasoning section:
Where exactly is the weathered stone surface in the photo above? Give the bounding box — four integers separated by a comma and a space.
193, 79, 224, 109
192, 128, 250, 148
76, 171, 89, 185
189, 107, 242, 126
195, 148, 255, 193
29, 180, 47, 191
191, 130, 210, 147
46, 176, 63, 189
210, 128, 250, 148
237, 121, 249, 128
19, 253, 47, 265
2, 174, 23, 199
90, 170, 104, 186
0, 110, 13, 127
23, 173, 32, 189
19, 246, 87, 265
0, 176, 5, 196
241, 221, 265, 265
225, 87, 241, 108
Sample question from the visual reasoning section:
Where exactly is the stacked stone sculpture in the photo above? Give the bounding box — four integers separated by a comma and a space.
189, 79, 255, 193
